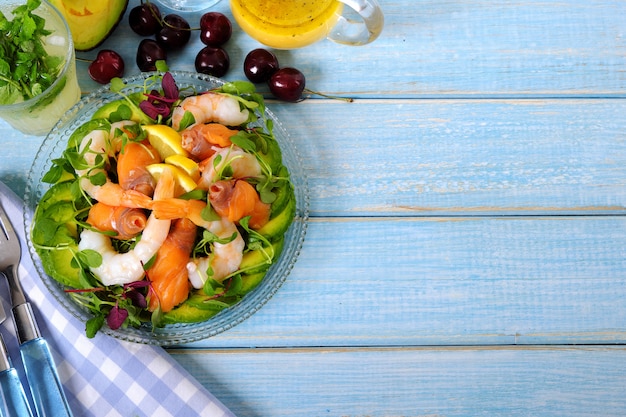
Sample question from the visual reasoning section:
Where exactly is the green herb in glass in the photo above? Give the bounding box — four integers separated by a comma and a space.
0, 0, 63, 105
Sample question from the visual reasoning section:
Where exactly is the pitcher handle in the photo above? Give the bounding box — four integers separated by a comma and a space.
329, 0, 384, 45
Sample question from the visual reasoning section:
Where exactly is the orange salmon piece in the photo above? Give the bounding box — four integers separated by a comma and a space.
210, 180, 270, 229
86, 202, 148, 240
117, 141, 161, 197
146, 218, 196, 312
181, 123, 239, 160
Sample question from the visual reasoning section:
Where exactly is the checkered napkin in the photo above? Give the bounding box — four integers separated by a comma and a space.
0, 181, 235, 417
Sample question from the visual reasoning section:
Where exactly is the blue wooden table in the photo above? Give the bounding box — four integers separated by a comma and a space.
2, 0, 626, 415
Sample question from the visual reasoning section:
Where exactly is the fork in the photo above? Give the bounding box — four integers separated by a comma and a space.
0, 201, 73, 417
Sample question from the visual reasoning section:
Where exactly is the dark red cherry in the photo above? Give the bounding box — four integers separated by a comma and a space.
268, 67, 306, 102
195, 46, 230, 78
136, 39, 167, 72
199, 12, 232, 46
128, 3, 162, 36
244, 48, 279, 83
156, 14, 191, 50
88, 49, 125, 84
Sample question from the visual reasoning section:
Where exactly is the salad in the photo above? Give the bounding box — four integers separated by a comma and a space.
30, 71, 296, 337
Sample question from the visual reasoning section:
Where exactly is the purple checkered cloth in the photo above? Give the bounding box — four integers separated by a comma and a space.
0, 181, 235, 416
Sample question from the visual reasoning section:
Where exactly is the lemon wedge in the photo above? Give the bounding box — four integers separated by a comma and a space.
143, 125, 188, 159
165, 154, 201, 182
147, 163, 197, 197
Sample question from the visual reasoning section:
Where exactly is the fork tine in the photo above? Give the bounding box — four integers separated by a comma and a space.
0, 201, 16, 241
0, 202, 22, 302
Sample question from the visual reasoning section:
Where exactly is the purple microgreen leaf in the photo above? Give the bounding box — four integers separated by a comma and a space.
126, 289, 148, 309
162, 72, 179, 100
144, 90, 177, 105
107, 304, 129, 330
139, 100, 169, 119
124, 280, 150, 290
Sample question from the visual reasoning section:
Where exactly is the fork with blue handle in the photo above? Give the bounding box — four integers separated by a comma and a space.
0, 201, 73, 417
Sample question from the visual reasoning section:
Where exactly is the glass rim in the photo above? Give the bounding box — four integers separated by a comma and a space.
0, 0, 76, 110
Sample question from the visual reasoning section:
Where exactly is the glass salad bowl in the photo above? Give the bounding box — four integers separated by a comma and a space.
23, 71, 309, 345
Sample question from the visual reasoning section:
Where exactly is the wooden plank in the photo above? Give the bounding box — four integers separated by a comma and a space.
3, 99, 626, 214
182, 216, 626, 348
169, 345, 626, 417
74, 1, 626, 97
269, 99, 626, 216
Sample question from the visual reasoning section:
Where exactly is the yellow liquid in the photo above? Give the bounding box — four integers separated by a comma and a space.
231, 0, 344, 49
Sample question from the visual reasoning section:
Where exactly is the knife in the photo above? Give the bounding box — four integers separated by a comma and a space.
0, 292, 34, 417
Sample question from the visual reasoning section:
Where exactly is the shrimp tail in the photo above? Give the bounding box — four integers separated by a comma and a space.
96, 182, 154, 209
153, 167, 176, 200
151, 198, 203, 220
120, 189, 154, 209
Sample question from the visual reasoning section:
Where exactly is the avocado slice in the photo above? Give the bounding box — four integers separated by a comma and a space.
253, 134, 283, 174
91, 93, 153, 124
48, 0, 129, 51
31, 181, 82, 287
257, 188, 296, 241
269, 180, 293, 218
34, 225, 80, 287
239, 238, 285, 275
162, 291, 229, 324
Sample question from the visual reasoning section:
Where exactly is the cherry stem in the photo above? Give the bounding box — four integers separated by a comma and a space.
304, 88, 354, 103
144, 0, 197, 31
65, 287, 104, 293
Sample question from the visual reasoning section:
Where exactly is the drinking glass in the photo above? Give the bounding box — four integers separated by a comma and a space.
153, 0, 221, 13
0, 1, 81, 136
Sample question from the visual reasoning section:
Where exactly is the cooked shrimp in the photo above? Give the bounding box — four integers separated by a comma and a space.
117, 141, 161, 197
187, 218, 245, 287
152, 178, 268, 229
209, 180, 270, 229
77, 168, 176, 286
86, 202, 148, 240
197, 146, 262, 189
171, 92, 249, 131
76, 125, 152, 209
181, 123, 239, 160
146, 218, 196, 312
149, 198, 245, 287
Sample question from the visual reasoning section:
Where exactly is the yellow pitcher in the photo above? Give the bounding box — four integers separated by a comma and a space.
230, 0, 384, 49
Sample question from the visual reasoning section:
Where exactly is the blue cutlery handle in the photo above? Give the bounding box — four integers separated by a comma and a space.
20, 339, 72, 417
0, 368, 34, 417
